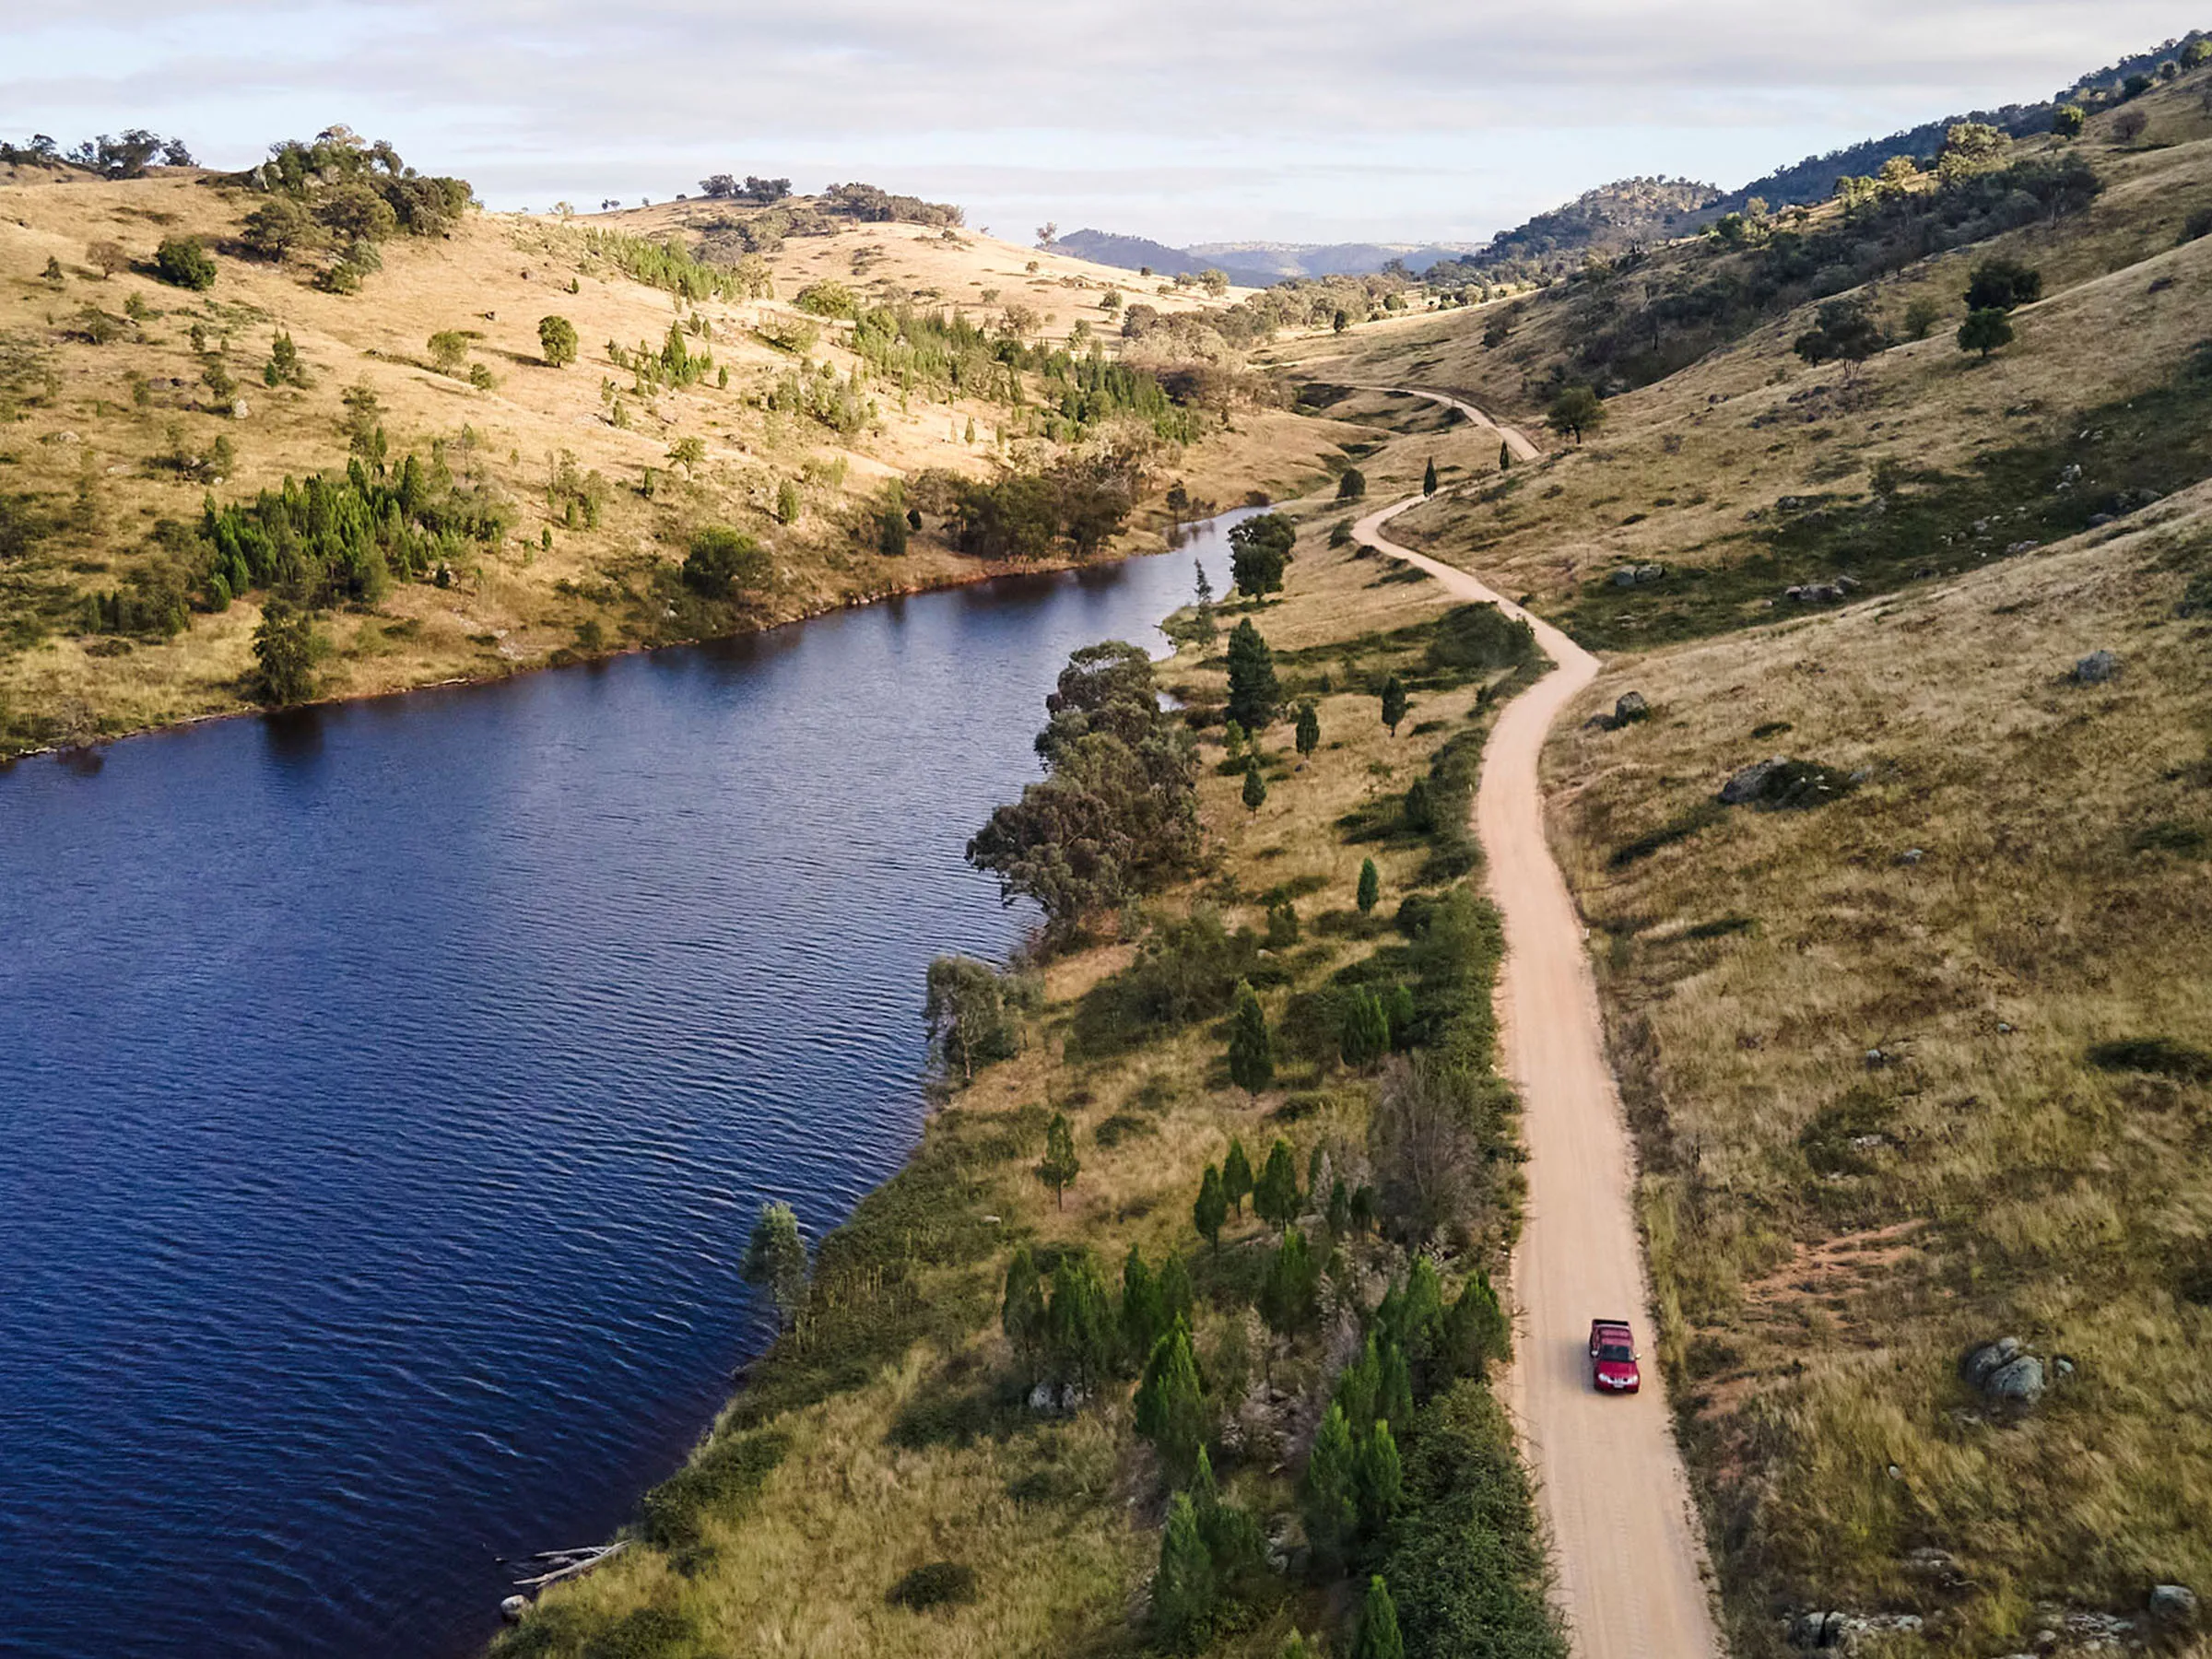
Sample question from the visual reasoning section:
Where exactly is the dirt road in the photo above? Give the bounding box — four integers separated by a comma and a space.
1352, 468, 1724, 1658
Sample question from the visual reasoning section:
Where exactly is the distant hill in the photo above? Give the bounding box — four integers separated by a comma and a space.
1055, 229, 1477, 288
1441, 177, 1723, 278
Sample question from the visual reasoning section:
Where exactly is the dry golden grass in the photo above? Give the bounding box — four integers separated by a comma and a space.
0, 170, 1347, 753
1544, 493, 2212, 1653
497, 417, 1519, 1658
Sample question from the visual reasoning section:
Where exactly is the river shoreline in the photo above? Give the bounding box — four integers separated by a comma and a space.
0, 509, 1245, 773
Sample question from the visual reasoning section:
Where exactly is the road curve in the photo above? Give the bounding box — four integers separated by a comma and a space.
1351, 487, 1724, 1659
1347, 383, 1544, 462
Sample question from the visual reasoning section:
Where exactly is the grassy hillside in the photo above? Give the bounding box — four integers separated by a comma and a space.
0, 149, 1345, 758
492, 410, 1561, 1659
1267, 57, 2212, 1659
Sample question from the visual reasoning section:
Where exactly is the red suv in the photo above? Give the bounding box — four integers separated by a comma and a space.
1589, 1318, 1641, 1394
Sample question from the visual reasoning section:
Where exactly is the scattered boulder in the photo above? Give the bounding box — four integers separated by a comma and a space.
1612, 690, 1650, 724
1786, 582, 1846, 604
2149, 1584, 2199, 1630
1788, 1611, 1927, 1653
500, 1595, 530, 1624
2073, 650, 2122, 685
1608, 563, 1665, 588
1963, 1336, 2048, 1405
1719, 757, 1860, 811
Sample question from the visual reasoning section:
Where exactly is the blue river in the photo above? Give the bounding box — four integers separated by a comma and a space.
0, 515, 1244, 1657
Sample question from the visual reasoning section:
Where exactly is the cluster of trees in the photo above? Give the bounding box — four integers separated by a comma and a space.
578, 228, 774, 303
0, 130, 193, 175
921, 447, 1146, 562
698, 174, 790, 204
1002, 1239, 1194, 1404
229, 128, 471, 292
765, 360, 875, 437
818, 181, 963, 228
182, 424, 510, 631
679, 526, 770, 600
968, 641, 1201, 932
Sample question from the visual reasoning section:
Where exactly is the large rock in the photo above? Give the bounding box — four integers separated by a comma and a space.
2149, 1584, 2199, 1629
1721, 758, 1791, 806
1963, 1336, 2046, 1405
1613, 691, 1650, 724
2073, 650, 2122, 684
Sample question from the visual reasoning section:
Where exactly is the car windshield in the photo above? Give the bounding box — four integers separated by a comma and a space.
1598, 1343, 1634, 1363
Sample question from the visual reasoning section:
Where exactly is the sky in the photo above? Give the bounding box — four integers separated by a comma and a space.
5, 1, 2205, 247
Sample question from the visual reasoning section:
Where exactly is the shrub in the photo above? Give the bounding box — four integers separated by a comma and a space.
887, 1560, 978, 1611
682, 526, 770, 598
639, 1429, 789, 1551
1964, 256, 2041, 312
794, 280, 858, 317
153, 235, 216, 290
2088, 1038, 2212, 1083
1336, 467, 1368, 500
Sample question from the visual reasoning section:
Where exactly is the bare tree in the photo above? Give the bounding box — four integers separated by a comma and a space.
1368, 1054, 1496, 1245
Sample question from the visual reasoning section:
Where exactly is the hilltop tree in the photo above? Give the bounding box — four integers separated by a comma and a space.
1225, 618, 1281, 731
1227, 982, 1274, 1096
1421, 457, 1438, 496
1547, 384, 1605, 443
1958, 308, 2015, 359
1357, 857, 1380, 914
1937, 121, 2009, 182
1135, 1322, 1207, 1480
1253, 1138, 1300, 1233
1222, 1137, 1254, 1218
1380, 675, 1407, 735
1229, 512, 1294, 598
2053, 104, 2087, 139
537, 313, 579, 367
1295, 702, 1320, 757
1194, 1163, 1229, 1252
252, 601, 318, 704
1003, 1244, 1048, 1378
1241, 760, 1268, 814
1037, 1111, 1081, 1208
741, 1200, 809, 1326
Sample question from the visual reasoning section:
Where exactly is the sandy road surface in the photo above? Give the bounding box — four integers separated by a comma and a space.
1352, 455, 1724, 1658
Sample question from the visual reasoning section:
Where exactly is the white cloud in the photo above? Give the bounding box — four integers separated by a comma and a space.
4, 1, 2201, 241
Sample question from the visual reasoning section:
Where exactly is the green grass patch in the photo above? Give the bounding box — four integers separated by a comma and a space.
2088, 1037, 2212, 1083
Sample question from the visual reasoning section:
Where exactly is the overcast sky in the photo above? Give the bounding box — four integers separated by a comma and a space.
6, 2, 2203, 246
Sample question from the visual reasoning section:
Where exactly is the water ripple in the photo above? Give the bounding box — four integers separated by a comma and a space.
0, 519, 1249, 1658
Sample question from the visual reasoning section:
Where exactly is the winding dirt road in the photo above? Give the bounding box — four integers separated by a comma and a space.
1351, 400, 1724, 1659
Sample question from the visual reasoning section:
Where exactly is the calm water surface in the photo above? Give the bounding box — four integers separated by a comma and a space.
0, 515, 1246, 1658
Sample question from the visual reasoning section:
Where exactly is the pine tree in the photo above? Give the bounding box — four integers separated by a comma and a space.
1380, 675, 1408, 735
1241, 760, 1268, 813
1357, 1418, 1403, 1535
1442, 1269, 1511, 1373
1385, 984, 1417, 1049
1158, 1251, 1194, 1333
1378, 1337, 1413, 1429
1260, 1227, 1318, 1337
1350, 1575, 1405, 1659
1357, 857, 1381, 915
1336, 1333, 1382, 1432
1194, 1163, 1229, 1251
1134, 1322, 1207, 1480
1326, 1177, 1352, 1238
741, 1201, 809, 1327
1222, 1138, 1253, 1218
1422, 456, 1438, 496
1192, 1445, 1268, 1586
1155, 1491, 1218, 1652
1046, 1250, 1114, 1393
1225, 618, 1281, 732
1295, 702, 1320, 756
1003, 1245, 1047, 1378
1340, 988, 1392, 1069
1227, 982, 1274, 1095
1122, 1243, 1166, 1360
1499, 440, 1512, 471
1037, 1111, 1080, 1208
1254, 1137, 1300, 1232
1300, 1403, 1360, 1571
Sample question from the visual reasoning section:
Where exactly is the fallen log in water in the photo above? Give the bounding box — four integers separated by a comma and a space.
511, 1540, 627, 1590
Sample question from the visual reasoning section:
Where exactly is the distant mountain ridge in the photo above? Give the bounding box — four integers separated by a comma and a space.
1053, 228, 1477, 288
